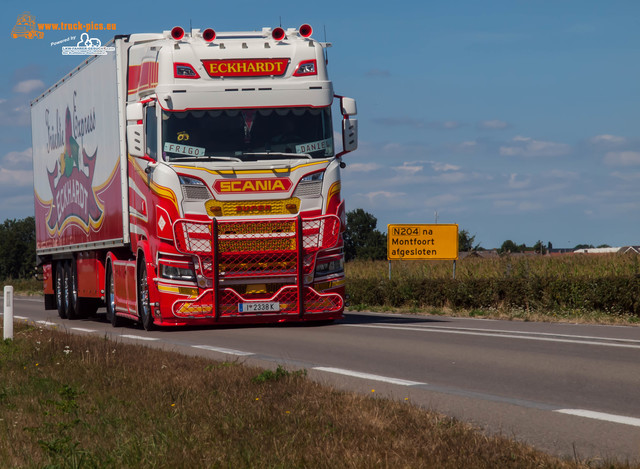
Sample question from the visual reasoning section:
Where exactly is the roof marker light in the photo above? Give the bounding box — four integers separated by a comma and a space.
171, 26, 185, 41
272, 27, 286, 41
202, 28, 216, 42
299, 24, 312, 38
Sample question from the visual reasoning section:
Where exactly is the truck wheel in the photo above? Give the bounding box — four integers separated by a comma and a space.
64, 262, 77, 319
105, 262, 121, 327
55, 263, 67, 319
138, 255, 154, 331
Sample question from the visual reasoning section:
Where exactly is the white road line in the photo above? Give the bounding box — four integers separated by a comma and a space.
312, 366, 425, 386
555, 409, 640, 428
36, 320, 58, 326
347, 324, 640, 350
119, 334, 159, 341
71, 328, 97, 333
407, 324, 640, 344
192, 345, 254, 356
13, 316, 28, 320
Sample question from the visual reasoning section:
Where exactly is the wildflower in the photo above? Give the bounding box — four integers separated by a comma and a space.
255, 398, 259, 401
35, 363, 39, 367
171, 404, 176, 407
371, 389, 375, 393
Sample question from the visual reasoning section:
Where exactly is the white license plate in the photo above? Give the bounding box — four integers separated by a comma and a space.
238, 302, 280, 313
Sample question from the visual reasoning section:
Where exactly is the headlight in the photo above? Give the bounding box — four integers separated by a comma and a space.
315, 258, 344, 275
160, 264, 196, 281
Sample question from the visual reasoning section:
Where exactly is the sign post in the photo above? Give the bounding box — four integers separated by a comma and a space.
387, 224, 459, 278
3, 286, 13, 341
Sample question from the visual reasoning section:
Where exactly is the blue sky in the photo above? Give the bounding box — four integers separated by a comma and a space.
2, 0, 638, 248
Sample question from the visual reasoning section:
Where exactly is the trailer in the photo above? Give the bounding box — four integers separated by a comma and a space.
31, 24, 357, 329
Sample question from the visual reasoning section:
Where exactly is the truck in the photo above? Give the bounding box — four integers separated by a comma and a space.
31, 24, 357, 329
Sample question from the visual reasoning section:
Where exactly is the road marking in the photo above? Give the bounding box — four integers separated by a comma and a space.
192, 345, 254, 356
13, 316, 28, 320
555, 409, 640, 428
71, 328, 97, 333
36, 320, 58, 326
119, 334, 159, 341
347, 324, 640, 349
312, 367, 425, 386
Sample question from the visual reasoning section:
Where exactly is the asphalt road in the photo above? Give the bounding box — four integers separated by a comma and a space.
4, 295, 640, 463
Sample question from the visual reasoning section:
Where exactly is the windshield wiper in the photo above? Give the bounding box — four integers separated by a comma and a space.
170, 155, 243, 162
241, 152, 312, 160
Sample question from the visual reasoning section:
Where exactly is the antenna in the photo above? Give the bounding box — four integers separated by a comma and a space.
279, 16, 282, 28
323, 24, 329, 65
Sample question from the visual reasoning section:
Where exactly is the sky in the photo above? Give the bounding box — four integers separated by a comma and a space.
1, 0, 639, 249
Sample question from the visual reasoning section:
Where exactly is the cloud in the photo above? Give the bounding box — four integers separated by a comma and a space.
430, 162, 460, 172
500, 135, 571, 157
508, 173, 531, 189
604, 151, 640, 166
610, 171, 640, 181
393, 162, 423, 175
13, 79, 45, 94
372, 118, 462, 130
0, 167, 33, 187
347, 163, 382, 173
477, 120, 509, 130
362, 191, 407, 203
3, 147, 32, 170
0, 148, 33, 187
590, 134, 626, 145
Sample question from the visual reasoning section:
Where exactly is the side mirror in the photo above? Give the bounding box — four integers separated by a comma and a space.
127, 124, 144, 158
341, 97, 357, 116
126, 103, 144, 158
342, 117, 358, 153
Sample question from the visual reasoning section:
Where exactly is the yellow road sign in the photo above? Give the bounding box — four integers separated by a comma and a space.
387, 224, 458, 260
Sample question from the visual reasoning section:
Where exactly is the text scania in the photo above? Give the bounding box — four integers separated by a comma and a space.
215, 179, 291, 193
55, 179, 89, 222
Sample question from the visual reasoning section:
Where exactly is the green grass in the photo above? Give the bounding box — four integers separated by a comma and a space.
1, 322, 623, 468
346, 255, 640, 323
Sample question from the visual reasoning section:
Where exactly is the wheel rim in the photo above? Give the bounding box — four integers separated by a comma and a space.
139, 263, 151, 321
108, 265, 115, 315
56, 270, 63, 306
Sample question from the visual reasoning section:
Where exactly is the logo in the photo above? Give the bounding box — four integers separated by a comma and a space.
201, 59, 289, 77
11, 12, 43, 39
61, 33, 114, 55
45, 103, 104, 235
213, 178, 292, 194
236, 204, 272, 213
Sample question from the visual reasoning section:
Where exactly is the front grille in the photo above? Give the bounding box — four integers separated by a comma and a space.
182, 185, 211, 200
205, 198, 300, 217
293, 181, 322, 198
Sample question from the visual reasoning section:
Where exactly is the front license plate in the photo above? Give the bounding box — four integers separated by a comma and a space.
238, 302, 280, 313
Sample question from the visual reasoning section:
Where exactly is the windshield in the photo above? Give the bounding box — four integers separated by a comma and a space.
162, 107, 333, 161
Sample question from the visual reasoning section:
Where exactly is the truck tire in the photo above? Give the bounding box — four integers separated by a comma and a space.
55, 263, 67, 319
137, 255, 154, 331
105, 261, 121, 327
64, 262, 78, 320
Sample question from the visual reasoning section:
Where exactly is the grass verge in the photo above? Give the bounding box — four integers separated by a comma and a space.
0, 323, 631, 468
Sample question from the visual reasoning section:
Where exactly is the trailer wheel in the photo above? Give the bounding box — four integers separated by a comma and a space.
55, 263, 67, 319
105, 261, 121, 327
138, 255, 154, 331
65, 262, 78, 320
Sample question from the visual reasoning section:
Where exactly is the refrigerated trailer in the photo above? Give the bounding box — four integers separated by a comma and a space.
31, 24, 357, 329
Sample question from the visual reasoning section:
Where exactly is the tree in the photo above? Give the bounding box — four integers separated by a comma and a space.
0, 216, 36, 279
458, 229, 478, 252
533, 240, 546, 255
574, 244, 594, 250
499, 239, 523, 254
343, 209, 387, 261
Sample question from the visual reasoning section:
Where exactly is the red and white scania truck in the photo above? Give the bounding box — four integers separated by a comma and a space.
31, 24, 357, 329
